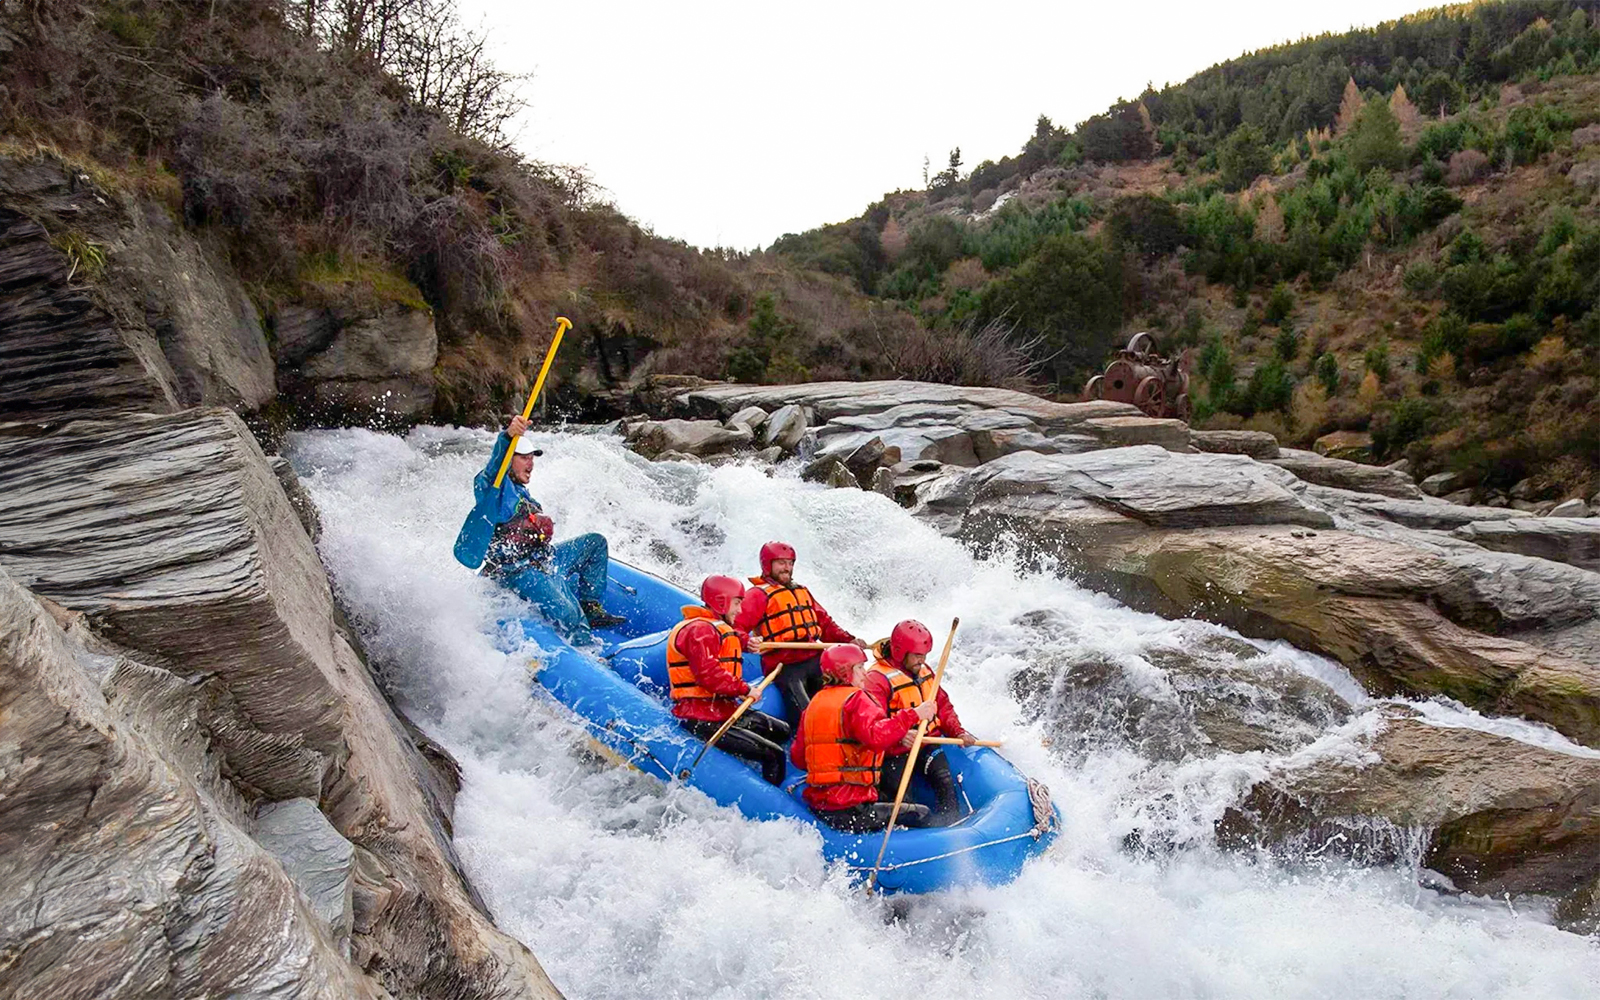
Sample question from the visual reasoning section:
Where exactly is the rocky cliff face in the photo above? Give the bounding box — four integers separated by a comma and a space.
1, 151, 559, 997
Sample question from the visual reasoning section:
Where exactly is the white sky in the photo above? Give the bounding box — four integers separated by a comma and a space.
463, 0, 1428, 250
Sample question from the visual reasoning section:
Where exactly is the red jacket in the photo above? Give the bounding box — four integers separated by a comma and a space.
736, 578, 858, 674
790, 686, 921, 811
670, 613, 752, 723
862, 669, 965, 751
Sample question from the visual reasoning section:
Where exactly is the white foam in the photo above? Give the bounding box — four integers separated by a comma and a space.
289, 425, 1600, 999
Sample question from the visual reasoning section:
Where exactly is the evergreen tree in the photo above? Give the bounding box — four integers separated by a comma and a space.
1347, 98, 1403, 173
1218, 124, 1271, 191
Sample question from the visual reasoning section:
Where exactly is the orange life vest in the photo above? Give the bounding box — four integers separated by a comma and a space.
748, 580, 822, 644
871, 657, 943, 736
665, 608, 744, 701
799, 685, 883, 788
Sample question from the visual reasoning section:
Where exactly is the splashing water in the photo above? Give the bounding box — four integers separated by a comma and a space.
287, 425, 1600, 1000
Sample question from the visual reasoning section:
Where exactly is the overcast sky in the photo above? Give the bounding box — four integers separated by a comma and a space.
463, 0, 1428, 250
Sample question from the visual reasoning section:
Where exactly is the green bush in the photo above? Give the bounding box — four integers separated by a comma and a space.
1372, 397, 1434, 458
1218, 124, 1272, 192
1274, 324, 1301, 362
1365, 340, 1391, 382
1403, 260, 1438, 296
1107, 194, 1184, 256
1265, 282, 1294, 324
1315, 352, 1340, 394
1240, 359, 1295, 415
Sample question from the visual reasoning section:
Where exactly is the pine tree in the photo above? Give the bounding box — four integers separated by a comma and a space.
1335, 77, 1364, 135
1348, 98, 1403, 173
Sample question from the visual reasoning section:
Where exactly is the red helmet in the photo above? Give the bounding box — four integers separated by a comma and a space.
889, 620, 933, 666
700, 575, 745, 616
820, 643, 867, 682
759, 541, 796, 576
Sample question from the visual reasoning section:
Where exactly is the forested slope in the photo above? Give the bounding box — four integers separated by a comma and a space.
771, 2, 1600, 501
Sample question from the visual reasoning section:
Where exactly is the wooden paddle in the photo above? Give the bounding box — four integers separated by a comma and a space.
753, 638, 888, 652
491, 316, 570, 488
921, 737, 1002, 747
680, 663, 786, 778
868, 617, 958, 893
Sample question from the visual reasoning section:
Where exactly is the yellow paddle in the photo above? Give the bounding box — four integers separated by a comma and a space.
868, 617, 958, 893
492, 316, 571, 489
681, 664, 786, 778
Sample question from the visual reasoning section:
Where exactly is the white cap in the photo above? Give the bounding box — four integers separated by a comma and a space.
513, 437, 543, 456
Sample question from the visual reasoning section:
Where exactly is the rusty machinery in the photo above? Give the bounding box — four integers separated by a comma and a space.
1082, 332, 1191, 420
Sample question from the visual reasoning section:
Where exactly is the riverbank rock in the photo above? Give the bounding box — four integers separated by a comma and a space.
1452, 517, 1600, 572
1264, 448, 1423, 499
625, 417, 754, 458
1189, 429, 1280, 459
1, 152, 275, 420
0, 409, 561, 999
0, 567, 384, 999
1218, 710, 1600, 910
272, 302, 438, 427
944, 449, 1600, 748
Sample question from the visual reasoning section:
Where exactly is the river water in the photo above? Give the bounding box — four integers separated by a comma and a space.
287, 424, 1600, 1000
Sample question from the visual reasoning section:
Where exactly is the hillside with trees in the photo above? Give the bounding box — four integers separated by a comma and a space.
1, 0, 1006, 428
771, 1, 1600, 503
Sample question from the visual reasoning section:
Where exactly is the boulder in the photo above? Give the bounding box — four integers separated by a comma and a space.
762, 403, 809, 452
1, 154, 276, 421
754, 446, 783, 464
0, 567, 384, 999
725, 405, 768, 432
1218, 711, 1600, 906
0, 410, 560, 999
1550, 498, 1592, 518
801, 455, 858, 489
1265, 449, 1424, 499
1385, 458, 1412, 475
870, 466, 896, 498
1313, 429, 1375, 463
1189, 429, 1280, 459
842, 436, 889, 485
629, 418, 753, 458
1421, 471, 1462, 496
1453, 517, 1600, 571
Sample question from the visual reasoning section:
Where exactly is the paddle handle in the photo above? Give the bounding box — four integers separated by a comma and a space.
686, 663, 784, 773
921, 737, 1002, 747
756, 637, 889, 652
868, 617, 958, 892
492, 316, 571, 488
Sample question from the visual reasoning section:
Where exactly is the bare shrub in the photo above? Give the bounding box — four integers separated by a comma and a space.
1446, 149, 1489, 186
871, 318, 1045, 390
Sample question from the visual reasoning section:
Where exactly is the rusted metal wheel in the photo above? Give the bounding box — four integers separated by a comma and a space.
1126, 332, 1155, 355
1084, 375, 1105, 400
1175, 392, 1192, 421
1133, 375, 1165, 415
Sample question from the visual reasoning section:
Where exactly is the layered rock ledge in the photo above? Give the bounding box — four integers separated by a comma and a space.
0, 409, 560, 998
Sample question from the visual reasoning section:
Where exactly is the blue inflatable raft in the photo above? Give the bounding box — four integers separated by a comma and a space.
502, 561, 1059, 894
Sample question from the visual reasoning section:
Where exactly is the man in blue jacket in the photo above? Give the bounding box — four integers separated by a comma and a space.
454, 415, 625, 641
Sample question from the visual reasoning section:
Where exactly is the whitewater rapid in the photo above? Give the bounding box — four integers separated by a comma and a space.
287, 424, 1600, 1000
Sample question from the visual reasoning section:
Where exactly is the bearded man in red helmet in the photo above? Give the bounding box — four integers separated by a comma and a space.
666, 575, 791, 785
865, 619, 978, 826
789, 645, 935, 833
737, 540, 867, 723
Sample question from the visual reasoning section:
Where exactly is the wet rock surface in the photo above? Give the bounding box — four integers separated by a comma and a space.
0, 410, 561, 999
272, 302, 438, 426
1218, 710, 1600, 918
0, 567, 384, 999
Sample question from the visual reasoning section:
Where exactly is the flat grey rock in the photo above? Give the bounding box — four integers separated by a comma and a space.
1453, 517, 1600, 572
